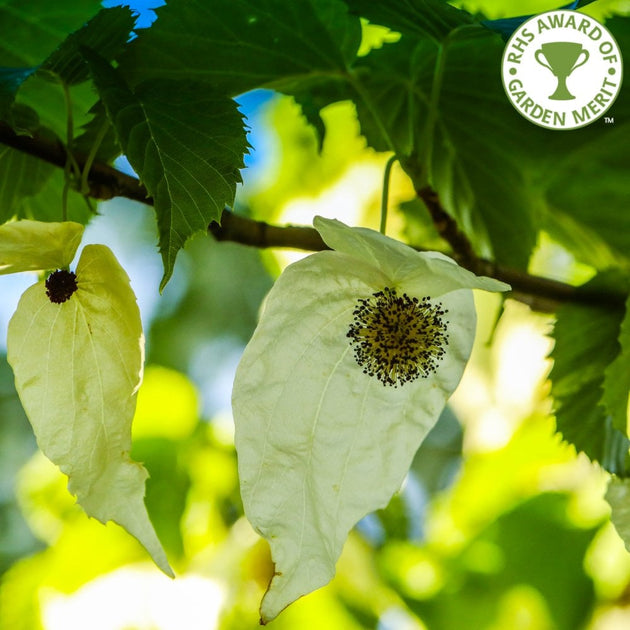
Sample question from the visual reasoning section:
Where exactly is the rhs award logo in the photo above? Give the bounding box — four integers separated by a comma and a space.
501, 10, 623, 129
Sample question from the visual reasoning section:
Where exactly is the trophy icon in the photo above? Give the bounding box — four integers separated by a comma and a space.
534, 42, 590, 100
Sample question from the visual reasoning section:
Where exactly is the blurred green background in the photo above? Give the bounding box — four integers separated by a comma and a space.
2, 0, 630, 628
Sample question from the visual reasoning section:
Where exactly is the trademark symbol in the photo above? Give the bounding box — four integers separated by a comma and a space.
605, 117, 615, 124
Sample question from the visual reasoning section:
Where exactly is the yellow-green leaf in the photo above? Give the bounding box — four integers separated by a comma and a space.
606, 477, 630, 552
7, 244, 173, 577
0, 219, 83, 274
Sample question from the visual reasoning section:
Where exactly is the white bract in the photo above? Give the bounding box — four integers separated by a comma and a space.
232, 216, 510, 622
5, 228, 172, 577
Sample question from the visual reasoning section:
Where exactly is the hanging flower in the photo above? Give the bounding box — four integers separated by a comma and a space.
232, 216, 510, 623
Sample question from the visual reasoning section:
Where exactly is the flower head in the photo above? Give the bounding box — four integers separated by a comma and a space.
232, 217, 510, 623
45, 269, 78, 304
347, 287, 449, 387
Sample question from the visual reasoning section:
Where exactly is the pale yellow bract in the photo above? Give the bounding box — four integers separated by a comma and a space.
0, 219, 84, 274
5, 229, 172, 577
232, 216, 510, 623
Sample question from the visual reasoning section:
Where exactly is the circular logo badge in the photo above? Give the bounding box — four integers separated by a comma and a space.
501, 10, 623, 130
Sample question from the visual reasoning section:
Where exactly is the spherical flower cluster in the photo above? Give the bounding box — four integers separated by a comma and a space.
347, 287, 449, 387
45, 269, 78, 303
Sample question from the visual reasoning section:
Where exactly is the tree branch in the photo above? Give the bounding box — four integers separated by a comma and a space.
209, 209, 624, 311
1, 121, 625, 311
0, 121, 150, 204
417, 185, 478, 269
209, 210, 328, 251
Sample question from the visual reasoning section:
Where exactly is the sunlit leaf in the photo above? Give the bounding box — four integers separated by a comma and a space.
0, 108, 94, 224
0, 147, 55, 222
0, 219, 83, 274
408, 493, 598, 630
133, 365, 199, 440
602, 294, 630, 435
84, 50, 247, 289
606, 477, 630, 554
550, 278, 629, 473
233, 217, 509, 622
315, 217, 509, 294
17, 168, 94, 225
7, 244, 173, 577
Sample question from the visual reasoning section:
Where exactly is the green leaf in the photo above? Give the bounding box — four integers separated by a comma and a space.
131, 437, 191, 559
352, 29, 540, 268
0, 0, 102, 132
311, 0, 362, 66
7, 103, 41, 135
342, 0, 476, 42
0, 67, 36, 122
6, 244, 173, 577
408, 493, 598, 630
40, 7, 136, 86
13, 76, 97, 142
72, 100, 121, 165
346, 15, 630, 269
0, 108, 94, 224
0, 0, 102, 67
398, 197, 447, 251
541, 207, 622, 271
119, 0, 360, 96
0, 114, 94, 224
282, 0, 362, 146
0, 146, 55, 221
550, 278, 629, 472
16, 168, 94, 225
0, 219, 83, 274
606, 477, 630, 554
534, 18, 630, 252
603, 294, 630, 434
84, 51, 248, 289
543, 123, 630, 263
233, 217, 509, 622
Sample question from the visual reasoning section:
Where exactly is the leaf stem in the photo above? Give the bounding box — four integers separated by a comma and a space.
380, 155, 398, 235
416, 41, 448, 187
80, 118, 109, 196
61, 81, 81, 180
61, 180, 69, 222
60, 80, 81, 221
